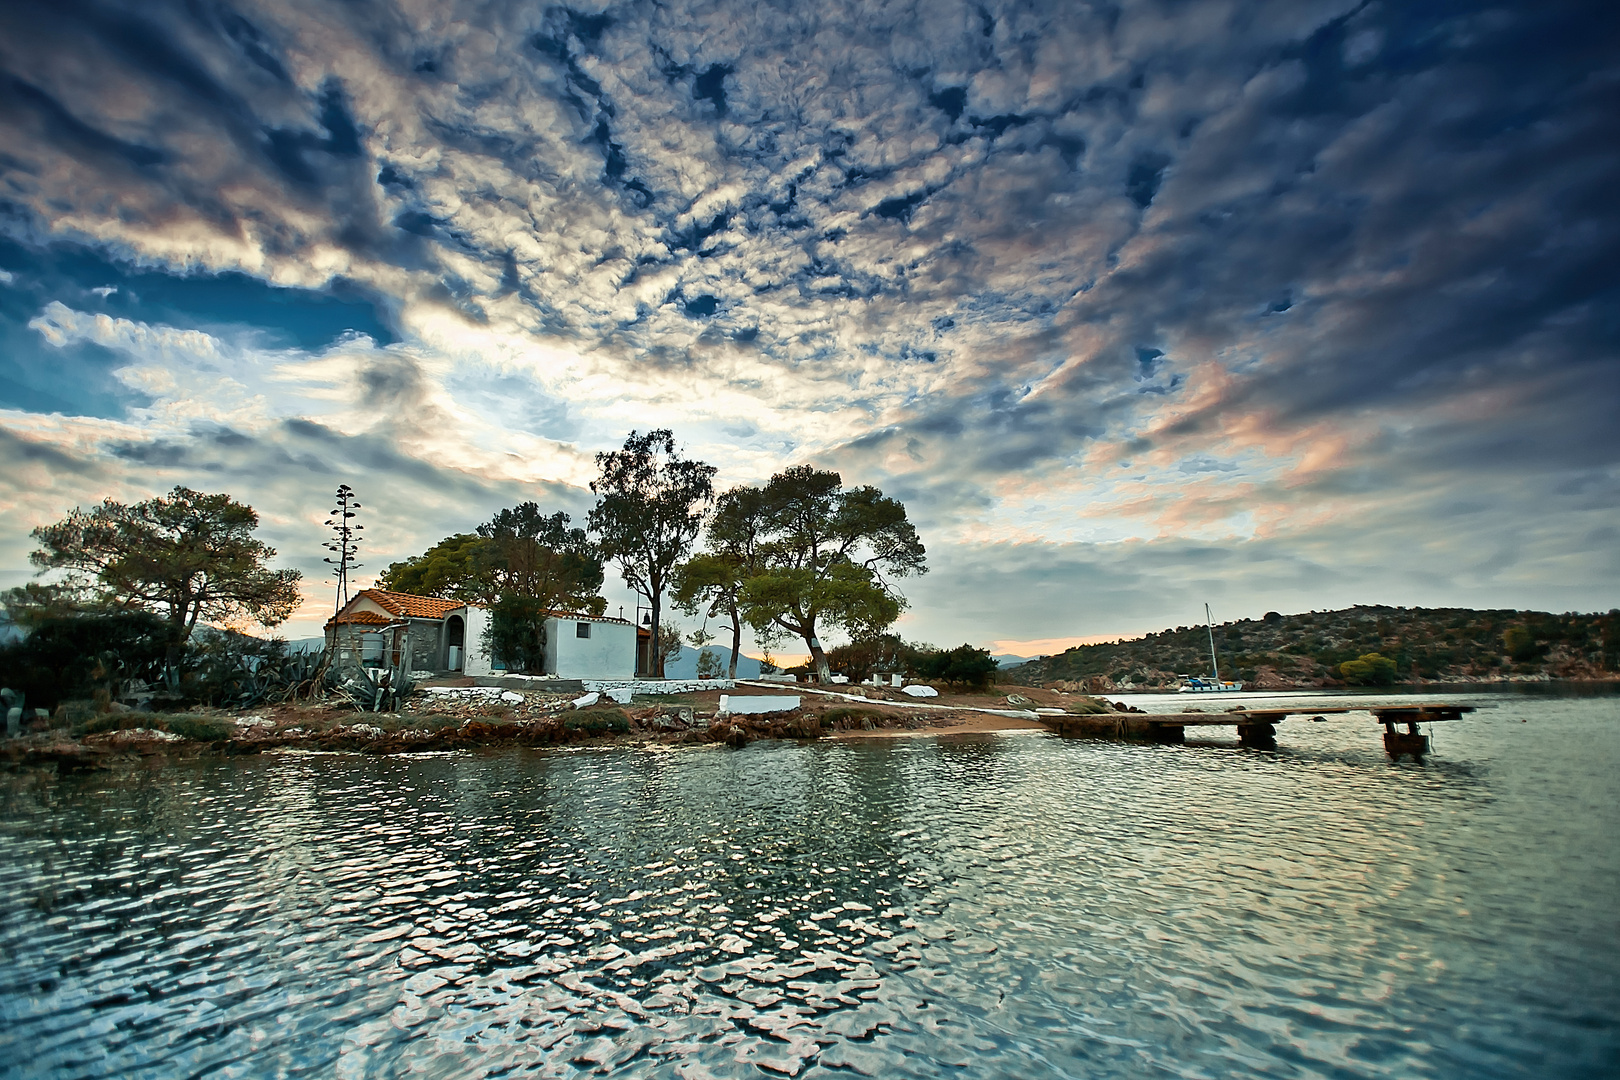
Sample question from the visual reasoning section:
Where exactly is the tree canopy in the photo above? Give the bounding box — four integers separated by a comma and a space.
589, 430, 716, 676
670, 484, 768, 679
27, 486, 301, 646
1339, 652, 1398, 686
731, 465, 927, 681
379, 503, 604, 674
378, 533, 487, 600
379, 507, 605, 613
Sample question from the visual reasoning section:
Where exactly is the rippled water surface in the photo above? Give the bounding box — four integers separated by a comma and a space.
3, 691, 1618, 1079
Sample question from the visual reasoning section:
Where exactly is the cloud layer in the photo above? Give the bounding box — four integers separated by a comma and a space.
1, 0, 1616, 642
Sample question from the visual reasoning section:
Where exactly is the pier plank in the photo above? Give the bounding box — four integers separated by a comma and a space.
1040, 703, 1476, 753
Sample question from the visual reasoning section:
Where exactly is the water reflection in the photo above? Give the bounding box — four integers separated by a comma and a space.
2, 694, 1618, 1078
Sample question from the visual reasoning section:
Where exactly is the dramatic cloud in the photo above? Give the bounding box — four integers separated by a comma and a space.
0, 0, 1615, 643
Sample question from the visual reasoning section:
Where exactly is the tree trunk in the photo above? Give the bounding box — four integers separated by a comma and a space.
650, 594, 662, 678
808, 634, 831, 683
727, 608, 741, 680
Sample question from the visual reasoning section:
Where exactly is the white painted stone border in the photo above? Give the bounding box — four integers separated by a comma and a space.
582, 679, 736, 694
717, 694, 802, 717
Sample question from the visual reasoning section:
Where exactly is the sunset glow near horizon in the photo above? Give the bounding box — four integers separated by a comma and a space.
1, 1, 1616, 653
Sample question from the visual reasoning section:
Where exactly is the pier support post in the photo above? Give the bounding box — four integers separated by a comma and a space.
1237, 722, 1277, 749
1382, 720, 1429, 759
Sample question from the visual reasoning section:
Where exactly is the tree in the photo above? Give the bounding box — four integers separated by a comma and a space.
825, 632, 912, 682
484, 594, 551, 674
588, 430, 716, 677
1340, 652, 1398, 686
0, 581, 89, 629
696, 648, 724, 679
478, 503, 605, 614
379, 533, 488, 600
28, 487, 302, 648
657, 620, 685, 674
735, 466, 926, 682
914, 643, 999, 690
671, 484, 768, 679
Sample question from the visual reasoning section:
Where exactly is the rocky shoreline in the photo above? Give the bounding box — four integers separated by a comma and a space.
0, 683, 1053, 773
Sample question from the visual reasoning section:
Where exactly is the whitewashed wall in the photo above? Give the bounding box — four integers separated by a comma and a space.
462, 605, 495, 677
545, 617, 636, 679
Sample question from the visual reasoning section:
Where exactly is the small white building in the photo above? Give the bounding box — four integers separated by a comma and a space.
541, 614, 639, 680
324, 589, 640, 679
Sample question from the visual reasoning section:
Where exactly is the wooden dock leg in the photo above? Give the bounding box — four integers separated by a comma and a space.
1382, 720, 1429, 759
1237, 722, 1277, 749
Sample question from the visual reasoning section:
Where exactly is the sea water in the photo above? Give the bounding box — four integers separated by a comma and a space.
1, 689, 1616, 1078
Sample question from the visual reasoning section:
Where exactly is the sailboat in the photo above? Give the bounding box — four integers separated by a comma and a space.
1178, 603, 1245, 692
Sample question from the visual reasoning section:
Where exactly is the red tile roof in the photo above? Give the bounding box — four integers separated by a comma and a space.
327, 609, 392, 627
360, 589, 465, 619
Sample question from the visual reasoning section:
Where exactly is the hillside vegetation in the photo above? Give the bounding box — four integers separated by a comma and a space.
1000, 606, 1620, 690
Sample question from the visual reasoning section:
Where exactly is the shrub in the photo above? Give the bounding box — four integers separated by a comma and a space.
80, 713, 143, 735
913, 644, 999, 690
1339, 653, 1398, 686
0, 612, 169, 711
163, 715, 232, 741
822, 707, 888, 728
564, 709, 629, 734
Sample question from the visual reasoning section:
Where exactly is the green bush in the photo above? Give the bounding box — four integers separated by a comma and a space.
913, 643, 999, 690
822, 707, 886, 728
80, 713, 143, 735
1339, 652, 1398, 686
0, 612, 169, 711
564, 709, 629, 733
163, 715, 232, 741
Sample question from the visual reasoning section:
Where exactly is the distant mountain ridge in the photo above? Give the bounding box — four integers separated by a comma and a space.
1000, 605, 1619, 689
659, 645, 768, 680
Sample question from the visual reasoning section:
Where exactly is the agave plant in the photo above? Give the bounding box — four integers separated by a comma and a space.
330, 654, 415, 713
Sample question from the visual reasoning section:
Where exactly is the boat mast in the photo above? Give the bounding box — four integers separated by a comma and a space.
1205, 603, 1222, 684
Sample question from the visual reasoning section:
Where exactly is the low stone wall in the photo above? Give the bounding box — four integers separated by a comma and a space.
470, 675, 587, 693
583, 679, 736, 694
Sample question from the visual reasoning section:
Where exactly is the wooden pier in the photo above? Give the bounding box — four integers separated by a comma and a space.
1039, 703, 1475, 757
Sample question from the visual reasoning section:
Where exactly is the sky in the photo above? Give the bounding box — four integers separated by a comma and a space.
0, 0, 1616, 656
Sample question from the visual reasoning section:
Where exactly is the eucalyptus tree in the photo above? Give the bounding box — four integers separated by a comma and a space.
588, 430, 716, 677
737, 465, 927, 682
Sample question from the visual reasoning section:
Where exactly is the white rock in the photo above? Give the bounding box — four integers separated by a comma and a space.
114, 727, 182, 743
902, 684, 939, 698
718, 695, 801, 715
500, 691, 524, 704
605, 686, 634, 704
572, 692, 601, 709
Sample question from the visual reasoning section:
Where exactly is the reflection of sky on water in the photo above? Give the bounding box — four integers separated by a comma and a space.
1, 694, 1616, 1078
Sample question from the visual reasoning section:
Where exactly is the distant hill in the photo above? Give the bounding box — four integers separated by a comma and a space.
1000, 605, 1620, 689
660, 644, 768, 680
992, 653, 1034, 668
